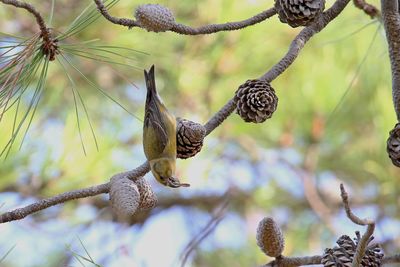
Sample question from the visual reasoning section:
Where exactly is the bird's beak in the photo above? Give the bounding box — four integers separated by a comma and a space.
167, 177, 190, 188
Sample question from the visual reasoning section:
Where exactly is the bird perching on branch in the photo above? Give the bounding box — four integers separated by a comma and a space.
143, 65, 190, 188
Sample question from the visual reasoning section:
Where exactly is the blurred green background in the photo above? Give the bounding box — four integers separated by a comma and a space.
0, 0, 399, 266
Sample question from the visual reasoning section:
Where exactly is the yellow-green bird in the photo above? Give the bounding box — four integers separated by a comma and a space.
143, 65, 190, 188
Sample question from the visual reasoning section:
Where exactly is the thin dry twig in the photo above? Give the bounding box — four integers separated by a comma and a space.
93, 0, 139, 28
93, 0, 277, 35
353, 0, 380, 18
180, 198, 229, 267
0, 0, 51, 43
340, 184, 375, 267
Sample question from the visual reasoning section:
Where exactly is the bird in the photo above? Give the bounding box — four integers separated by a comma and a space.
142, 65, 190, 188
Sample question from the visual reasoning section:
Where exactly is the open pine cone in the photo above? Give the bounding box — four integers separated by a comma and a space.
321, 233, 383, 267
176, 118, 206, 159
387, 123, 400, 167
235, 79, 278, 123
275, 0, 325, 28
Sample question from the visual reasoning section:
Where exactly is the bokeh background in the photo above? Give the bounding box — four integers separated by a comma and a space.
0, 0, 399, 266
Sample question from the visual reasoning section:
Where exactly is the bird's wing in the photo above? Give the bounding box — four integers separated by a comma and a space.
143, 66, 169, 157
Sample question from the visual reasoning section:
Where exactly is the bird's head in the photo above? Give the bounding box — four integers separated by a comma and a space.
150, 158, 190, 188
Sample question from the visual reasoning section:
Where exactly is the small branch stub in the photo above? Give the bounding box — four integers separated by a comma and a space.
235, 79, 278, 123
256, 217, 285, 258
321, 233, 383, 267
275, 0, 326, 28
387, 123, 400, 167
177, 118, 206, 159
134, 4, 176, 32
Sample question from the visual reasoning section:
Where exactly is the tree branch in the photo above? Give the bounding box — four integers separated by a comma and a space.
383, 254, 400, 264
261, 255, 322, 266
170, 8, 277, 35
0, 162, 150, 223
204, 99, 236, 135
93, 0, 276, 35
381, 0, 400, 121
0, 183, 110, 223
261, 0, 351, 82
0, 0, 353, 225
340, 184, 376, 267
353, 0, 380, 18
0, 0, 51, 43
93, 0, 139, 28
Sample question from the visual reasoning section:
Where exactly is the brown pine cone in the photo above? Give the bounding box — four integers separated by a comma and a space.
256, 217, 285, 257
176, 118, 206, 159
387, 123, 400, 167
109, 176, 140, 219
275, 0, 325, 28
321, 233, 383, 267
235, 79, 278, 123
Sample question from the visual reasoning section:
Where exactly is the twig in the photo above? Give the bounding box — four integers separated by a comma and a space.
0, 162, 150, 223
381, 0, 400, 121
0, 0, 51, 43
93, 0, 139, 28
383, 254, 400, 264
283, 147, 336, 234
340, 184, 375, 267
204, 99, 236, 135
261, 255, 322, 267
93, 0, 276, 35
180, 199, 229, 267
0, 183, 110, 223
353, 0, 380, 18
170, 8, 277, 35
261, 0, 351, 82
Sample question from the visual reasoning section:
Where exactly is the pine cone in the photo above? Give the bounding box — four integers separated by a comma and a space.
387, 123, 400, 167
134, 4, 175, 32
109, 176, 140, 219
321, 233, 383, 267
136, 177, 157, 211
235, 79, 278, 123
256, 217, 285, 257
176, 118, 206, 159
275, 0, 325, 28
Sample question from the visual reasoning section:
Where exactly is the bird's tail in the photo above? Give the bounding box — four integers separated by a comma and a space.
144, 65, 157, 99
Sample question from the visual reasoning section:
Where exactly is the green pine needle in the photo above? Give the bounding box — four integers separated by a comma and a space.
0, 0, 144, 158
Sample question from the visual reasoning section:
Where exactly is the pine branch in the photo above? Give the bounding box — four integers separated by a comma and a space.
0, 0, 51, 44
261, 0, 351, 82
0, 162, 150, 223
261, 255, 322, 266
0, 0, 353, 224
93, 0, 276, 34
381, 0, 400, 121
353, 0, 380, 18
